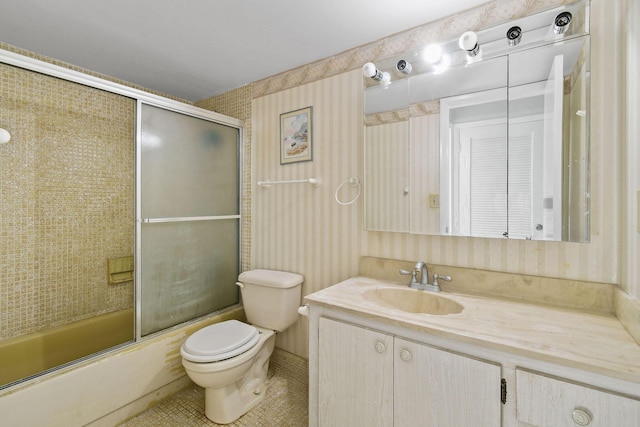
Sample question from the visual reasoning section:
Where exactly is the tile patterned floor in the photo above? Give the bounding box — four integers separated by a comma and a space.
118, 349, 308, 427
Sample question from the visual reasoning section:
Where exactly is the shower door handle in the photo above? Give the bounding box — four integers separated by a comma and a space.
141, 214, 240, 223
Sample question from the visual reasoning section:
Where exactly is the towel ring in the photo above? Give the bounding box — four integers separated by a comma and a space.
335, 177, 361, 206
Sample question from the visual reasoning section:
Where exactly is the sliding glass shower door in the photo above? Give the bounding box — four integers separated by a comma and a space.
137, 102, 241, 336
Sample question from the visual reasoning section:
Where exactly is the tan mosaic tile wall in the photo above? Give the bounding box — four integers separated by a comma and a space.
195, 85, 253, 271
0, 63, 135, 339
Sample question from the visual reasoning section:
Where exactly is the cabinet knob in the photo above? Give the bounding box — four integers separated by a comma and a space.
572, 409, 591, 426
374, 341, 386, 353
399, 349, 412, 361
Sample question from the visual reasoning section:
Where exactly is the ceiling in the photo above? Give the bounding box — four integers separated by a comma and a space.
0, 0, 490, 102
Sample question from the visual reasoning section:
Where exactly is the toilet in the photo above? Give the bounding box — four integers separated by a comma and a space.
180, 269, 304, 424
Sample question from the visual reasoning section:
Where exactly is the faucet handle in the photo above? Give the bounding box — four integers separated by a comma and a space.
432, 274, 451, 288
399, 269, 418, 284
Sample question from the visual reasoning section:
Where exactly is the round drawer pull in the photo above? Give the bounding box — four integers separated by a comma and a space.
400, 349, 412, 361
572, 409, 591, 426
374, 341, 386, 353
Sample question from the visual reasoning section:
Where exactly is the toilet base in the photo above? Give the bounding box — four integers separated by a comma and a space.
203, 332, 276, 424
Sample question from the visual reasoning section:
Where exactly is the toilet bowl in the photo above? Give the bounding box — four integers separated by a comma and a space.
181, 320, 276, 424
181, 269, 303, 424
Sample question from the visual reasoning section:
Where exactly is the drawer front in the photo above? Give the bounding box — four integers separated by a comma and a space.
516, 370, 640, 427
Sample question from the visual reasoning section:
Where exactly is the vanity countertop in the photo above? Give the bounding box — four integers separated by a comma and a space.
304, 276, 640, 384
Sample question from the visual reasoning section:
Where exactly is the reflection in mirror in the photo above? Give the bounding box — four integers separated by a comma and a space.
440, 87, 508, 238
508, 37, 590, 242
363, 0, 590, 242
364, 116, 410, 232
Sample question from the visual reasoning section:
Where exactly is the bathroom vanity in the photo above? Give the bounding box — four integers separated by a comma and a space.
305, 276, 640, 427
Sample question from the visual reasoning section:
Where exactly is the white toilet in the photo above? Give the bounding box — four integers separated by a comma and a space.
180, 269, 304, 424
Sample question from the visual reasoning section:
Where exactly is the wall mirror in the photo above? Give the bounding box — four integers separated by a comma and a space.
363, 0, 590, 242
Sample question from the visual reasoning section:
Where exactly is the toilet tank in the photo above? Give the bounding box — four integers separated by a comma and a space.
237, 269, 304, 332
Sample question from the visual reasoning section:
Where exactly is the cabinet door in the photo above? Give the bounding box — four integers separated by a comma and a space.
516, 370, 640, 426
318, 318, 394, 427
394, 337, 502, 427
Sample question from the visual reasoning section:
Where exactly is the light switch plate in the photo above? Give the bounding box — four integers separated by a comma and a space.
429, 194, 440, 209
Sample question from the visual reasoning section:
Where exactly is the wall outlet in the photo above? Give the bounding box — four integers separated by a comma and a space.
429, 194, 440, 209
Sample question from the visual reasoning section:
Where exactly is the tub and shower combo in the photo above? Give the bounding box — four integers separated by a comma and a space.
0, 52, 243, 392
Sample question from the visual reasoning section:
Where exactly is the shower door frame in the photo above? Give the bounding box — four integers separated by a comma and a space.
134, 100, 244, 339
0, 47, 244, 347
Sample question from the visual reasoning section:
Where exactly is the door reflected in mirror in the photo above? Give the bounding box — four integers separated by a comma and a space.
363, 1, 590, 242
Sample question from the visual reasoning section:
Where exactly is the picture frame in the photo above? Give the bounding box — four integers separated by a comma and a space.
280, 106, 313, 164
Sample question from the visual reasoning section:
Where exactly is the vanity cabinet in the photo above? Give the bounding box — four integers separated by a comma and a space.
318, 317, 502, 427
307, 277, 640, 427
394, 336, 502, 426
318, 317, 393, 426
515, 370, 640, 426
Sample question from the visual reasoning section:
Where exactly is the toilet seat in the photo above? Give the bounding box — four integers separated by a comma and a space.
181, 320, 260, 363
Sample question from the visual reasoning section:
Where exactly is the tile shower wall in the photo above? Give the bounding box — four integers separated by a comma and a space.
0, 62, 135, 339
195, 85, 253, 273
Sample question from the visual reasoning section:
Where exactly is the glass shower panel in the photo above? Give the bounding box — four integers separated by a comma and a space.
139, 103, 240, 336
141, 105, 239, 218
140, 220, 239, 335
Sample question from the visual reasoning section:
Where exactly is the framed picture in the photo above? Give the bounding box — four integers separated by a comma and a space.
280, 106, 313, 164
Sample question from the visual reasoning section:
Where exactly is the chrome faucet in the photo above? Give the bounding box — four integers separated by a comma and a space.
399, 261, 451, 292
415, 261, 429, 286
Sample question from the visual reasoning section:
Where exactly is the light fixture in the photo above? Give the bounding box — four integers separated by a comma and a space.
396, 59, 412, 74
506, 26, 522, 46
362, 62, 383, 81
553, 11, 572, 34
362, 62, 391, 87
458, 31, 481, 58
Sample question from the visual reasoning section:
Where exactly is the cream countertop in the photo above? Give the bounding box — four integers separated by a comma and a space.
304, 276, 640, 385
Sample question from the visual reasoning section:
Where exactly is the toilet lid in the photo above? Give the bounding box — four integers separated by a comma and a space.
182, 320, 260, 362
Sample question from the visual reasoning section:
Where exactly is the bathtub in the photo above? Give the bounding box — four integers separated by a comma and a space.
0, 308, 134, 386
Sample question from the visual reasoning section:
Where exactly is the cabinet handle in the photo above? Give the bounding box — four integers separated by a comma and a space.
399, 349, 412, 361
374, 341, 386, 353
572, 409, 591, 426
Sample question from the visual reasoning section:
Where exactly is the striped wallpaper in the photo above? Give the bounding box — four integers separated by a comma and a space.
409, 109, 441, 235
248, 0, 631, 358
252, 70, 364, 356
364, 121, 410, 232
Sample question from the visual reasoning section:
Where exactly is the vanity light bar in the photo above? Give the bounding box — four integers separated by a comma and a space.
362, 2, 585, 84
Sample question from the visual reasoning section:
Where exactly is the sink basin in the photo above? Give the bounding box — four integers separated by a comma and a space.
362, 288, 463, 315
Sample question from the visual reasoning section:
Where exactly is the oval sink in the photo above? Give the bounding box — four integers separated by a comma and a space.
362, 288, 463, 315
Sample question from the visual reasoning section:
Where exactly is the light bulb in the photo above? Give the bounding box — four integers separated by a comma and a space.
362, 62, 383, 80
432, 54, 451, 74
458, 31, 477, 50
396, 59, 412, 74
458, 31, 480, 57
553, 11, 572, 34
380, 71, 391, 87
423, 44, 443, 64
506, 26, 522, 46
